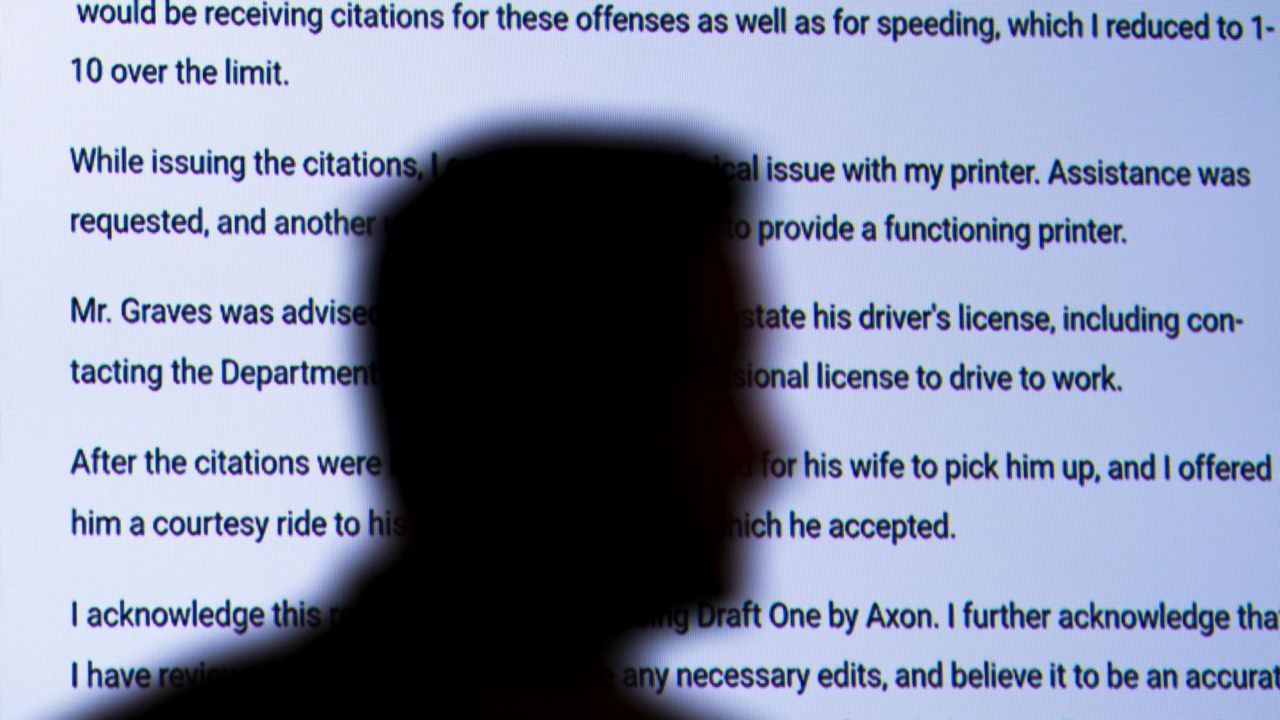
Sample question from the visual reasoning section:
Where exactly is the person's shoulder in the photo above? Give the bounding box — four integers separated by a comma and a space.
458, 685, 680, 720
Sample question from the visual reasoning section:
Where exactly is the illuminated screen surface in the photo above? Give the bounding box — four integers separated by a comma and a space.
1, 1, 1277, 718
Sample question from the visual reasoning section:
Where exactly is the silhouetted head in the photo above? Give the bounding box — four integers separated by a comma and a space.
374, 136, 757, 679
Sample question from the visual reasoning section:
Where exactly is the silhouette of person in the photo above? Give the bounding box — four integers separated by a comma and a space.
108, 136, 757, 719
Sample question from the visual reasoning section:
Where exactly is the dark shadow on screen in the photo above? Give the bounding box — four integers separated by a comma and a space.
105, 134, 762, 719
